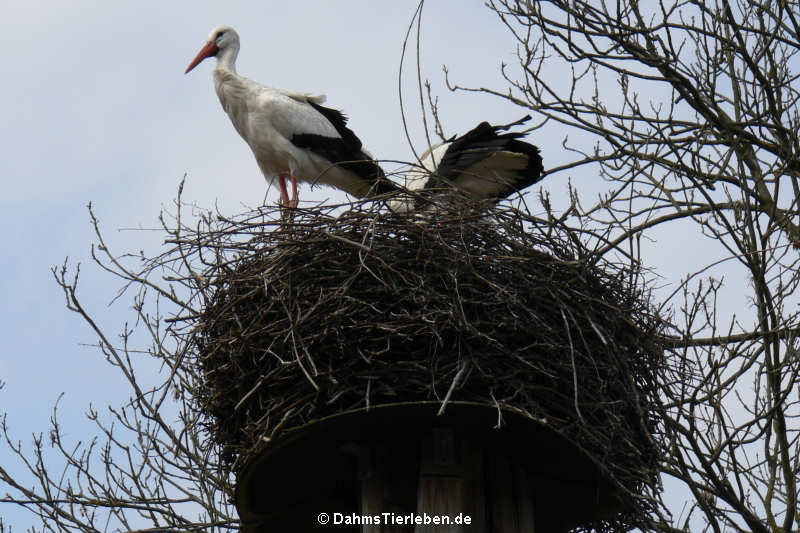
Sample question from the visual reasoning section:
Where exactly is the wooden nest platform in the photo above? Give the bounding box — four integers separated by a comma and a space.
187, 200, 666, 531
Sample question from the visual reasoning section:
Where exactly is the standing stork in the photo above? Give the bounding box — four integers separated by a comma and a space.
390, 116, 544, 213
185, 26, 392, 208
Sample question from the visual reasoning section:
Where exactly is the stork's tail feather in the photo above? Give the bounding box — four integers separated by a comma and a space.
493, 114, 532, 132
432, 118, 544, 198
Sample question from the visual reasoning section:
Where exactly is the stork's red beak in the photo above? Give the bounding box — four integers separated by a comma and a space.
185, 41, 219, 74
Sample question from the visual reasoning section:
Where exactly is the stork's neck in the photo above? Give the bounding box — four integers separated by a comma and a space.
215, 43, 239, 74
212, 44, 248, 131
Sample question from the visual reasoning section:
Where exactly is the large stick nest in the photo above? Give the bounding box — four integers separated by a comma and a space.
187, 199, 665, 520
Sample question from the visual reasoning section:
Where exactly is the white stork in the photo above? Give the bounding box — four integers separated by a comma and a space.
185, 26, 392, 208
390, 116, 544, 213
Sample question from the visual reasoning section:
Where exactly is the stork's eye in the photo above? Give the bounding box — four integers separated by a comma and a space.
216, 31, 225, 41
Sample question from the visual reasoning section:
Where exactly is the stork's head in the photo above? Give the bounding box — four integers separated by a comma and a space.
185, 26, 239, 74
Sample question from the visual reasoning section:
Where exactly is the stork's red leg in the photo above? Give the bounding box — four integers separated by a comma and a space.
278, 175, 291, 207
289, 172, 299, 208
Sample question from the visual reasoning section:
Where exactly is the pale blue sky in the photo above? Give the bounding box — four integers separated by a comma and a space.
0, 1, 746, 529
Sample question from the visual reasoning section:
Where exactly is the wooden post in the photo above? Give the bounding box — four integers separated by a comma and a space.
360, 444, 417, 533
414, 427, 534, 533
235, 405, 619, 533
415, 427, 463, 533
485, 453, 535, 532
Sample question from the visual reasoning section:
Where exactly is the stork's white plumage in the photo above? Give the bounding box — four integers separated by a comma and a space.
185, 26, 392, 208
391, 116, 544, 213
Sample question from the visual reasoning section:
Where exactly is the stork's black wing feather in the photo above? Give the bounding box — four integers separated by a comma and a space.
427, 116, 544, 197
291, 102, 394, 194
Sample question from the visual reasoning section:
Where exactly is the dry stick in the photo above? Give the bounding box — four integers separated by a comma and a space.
437, 360, 471, 416
561, 307, 586, 425
321, 229, 373, 253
